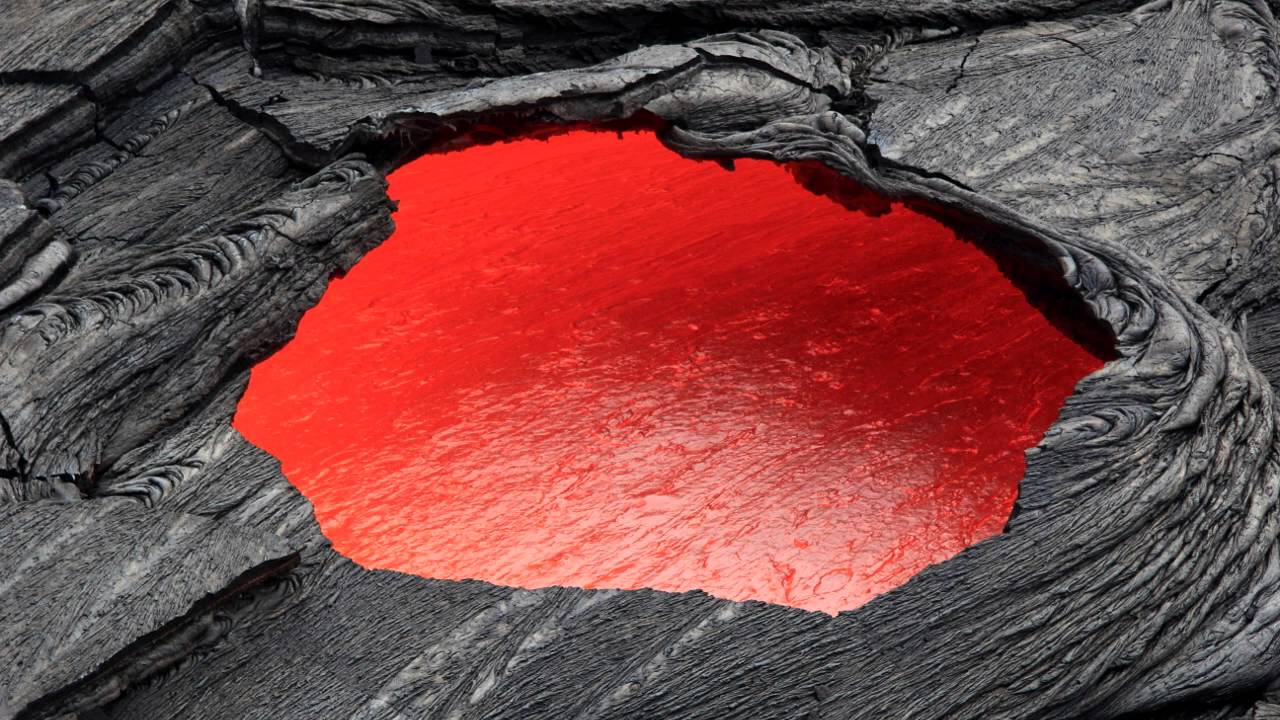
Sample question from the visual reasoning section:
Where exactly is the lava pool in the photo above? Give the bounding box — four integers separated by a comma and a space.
233, 129, 1107, 614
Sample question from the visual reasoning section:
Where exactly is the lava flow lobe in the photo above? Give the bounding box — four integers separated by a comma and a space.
234, 129, 1105, 614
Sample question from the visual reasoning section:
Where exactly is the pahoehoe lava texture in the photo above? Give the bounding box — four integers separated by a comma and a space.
2, 1, 1280, 719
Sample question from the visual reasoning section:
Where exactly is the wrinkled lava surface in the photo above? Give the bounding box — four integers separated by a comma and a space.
234, 130, 1105, 614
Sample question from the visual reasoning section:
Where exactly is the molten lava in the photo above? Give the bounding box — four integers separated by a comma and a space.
234, 129, 1105, 614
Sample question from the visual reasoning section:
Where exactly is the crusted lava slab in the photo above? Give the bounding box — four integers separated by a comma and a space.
3, 1, 1280, 719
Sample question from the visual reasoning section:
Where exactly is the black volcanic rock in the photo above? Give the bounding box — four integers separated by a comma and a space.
0, 499, 296, 718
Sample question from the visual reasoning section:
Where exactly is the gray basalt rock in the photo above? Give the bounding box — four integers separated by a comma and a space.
866, 0, 1280, 320
0, 499, 296, 720
2, 1, 1278, 719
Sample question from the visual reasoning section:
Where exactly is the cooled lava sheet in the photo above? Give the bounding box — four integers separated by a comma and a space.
3, 1, 1280, 719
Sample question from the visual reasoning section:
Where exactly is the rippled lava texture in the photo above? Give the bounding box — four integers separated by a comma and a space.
234, 130, 1104, 613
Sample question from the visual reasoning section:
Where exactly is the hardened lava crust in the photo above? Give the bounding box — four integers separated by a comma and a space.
4, 1, 1280, 718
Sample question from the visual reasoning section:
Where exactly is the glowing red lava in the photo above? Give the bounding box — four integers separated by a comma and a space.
234, 130, 1105, 614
